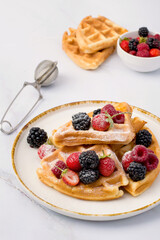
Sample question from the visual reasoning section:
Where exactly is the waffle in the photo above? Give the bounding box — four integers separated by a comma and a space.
76, 16, 127, 53
112, 118, 160, 196
36, 144, 129, 200
62, 28, 115, 70
50, 102, 135, 147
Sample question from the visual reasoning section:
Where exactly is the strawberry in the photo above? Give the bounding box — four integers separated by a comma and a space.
66, 152, 81, 172
62, 169, 79, 186
98, 152, 116, 177
120, 40, 130, 52
149, 48, 160, 57
122, 151, 134, 172
38, 144, 56, 159
92, 114, 110, 131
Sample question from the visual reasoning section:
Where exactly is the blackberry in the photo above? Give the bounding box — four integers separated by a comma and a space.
27, 127, 48, 148
136, 129, 152, 147
72, 112, 91, 130
129, 39, 139, 51
79, 169, 99, 184
79, 150, 99, 169
92, 109, 101, 117
127, 162, 146, 182
138, 27, 149, 37
146, 38, 160, 49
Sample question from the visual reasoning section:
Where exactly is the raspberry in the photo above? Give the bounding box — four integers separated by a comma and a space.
137, 43, 149, 51
136, 129, 152, 147
120, 40, 130, 52
99, 157, 115, 177
131, 145, 148, 163
148, 149, 154, 154
72, 112, 91, 131
101, 104, 117, 116
136, 50, 150, 57
154, 34, 160, 41
122, 151, 134, 172
92, 114, 110, 131
66, 152, 81, 172
129, 51, 136, 55
79, 169, 99, 184
27, 127, 48, 148
79, 150, 99, 169
129, 39, 139, 51
127, 162, 146, 181
51, 160, 67, 179
149, 49, 160, 57
37, 144, 56, 159
145, 153, 159, 171
138, 27, 149, 37
112, 111, 125, 124
92, 109, 101, 117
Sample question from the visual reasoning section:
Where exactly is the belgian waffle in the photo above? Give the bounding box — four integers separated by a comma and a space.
76, 16, 127, 53
112, 117, 160, 197
51, 102, 135, 147
62, 28, 115, 70
36, 144, 129, 200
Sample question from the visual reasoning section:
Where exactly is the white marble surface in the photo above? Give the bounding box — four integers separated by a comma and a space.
0, 0, 160, 239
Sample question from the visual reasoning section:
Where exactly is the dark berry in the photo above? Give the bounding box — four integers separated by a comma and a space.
129, 39, 139, 51
131, 145, 148, 163
27, 127, 48, 148
127, 162, 146, 181
79, 150, 99, 169
72, 112, 91, 130
145, 153, 159, 171
79, 169, 99, 184
113, 111, 125, 124
101, 104, 116, 116
51, 160, 67, 179
146, 38, 160, 49
136, 129, 152, 147
138, 27, 149, 37
92, 109, 101, 117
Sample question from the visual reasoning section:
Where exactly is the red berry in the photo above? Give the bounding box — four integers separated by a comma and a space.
99, 157, 116, 177
145, 153, 159, 171
149, 48, 160, 57
38, 144, 56, 159
148, 34, 154, 39
66, 152, 81, 172
129, 51, 136, 55
154, 34, 160, 41
51, 160, 67, 179
136, 50, 150, 57
62, 169, 79, 186
120, 40, 130, 52
101, 104, 117, 116
92, 114, 110, 131
137, 43, 149, 51
131, 145, 148, 163
113, 111, 125, 124
122, 151, 134, 172
136, 37, 140, 42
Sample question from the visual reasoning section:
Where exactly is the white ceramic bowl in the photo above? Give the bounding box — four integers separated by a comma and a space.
117, 31, 160, 72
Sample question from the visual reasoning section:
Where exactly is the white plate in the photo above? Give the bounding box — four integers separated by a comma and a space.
12, 101, 160, 221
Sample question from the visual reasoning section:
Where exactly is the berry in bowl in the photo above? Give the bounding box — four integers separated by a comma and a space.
117, 27, 160, 72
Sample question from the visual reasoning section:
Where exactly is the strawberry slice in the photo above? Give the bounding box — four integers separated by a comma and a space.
38, 144, 56, 159
62, 169, 79, 186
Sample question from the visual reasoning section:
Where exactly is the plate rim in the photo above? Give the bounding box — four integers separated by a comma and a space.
11, 100, 160, 218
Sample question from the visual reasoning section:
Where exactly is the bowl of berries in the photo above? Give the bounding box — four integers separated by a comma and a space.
117, 27, 160, 72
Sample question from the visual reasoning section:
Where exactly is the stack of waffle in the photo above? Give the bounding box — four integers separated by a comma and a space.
62, 16, 127, 70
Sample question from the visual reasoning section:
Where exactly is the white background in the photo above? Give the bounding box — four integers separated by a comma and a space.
0, 0, 160, 239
